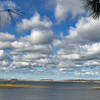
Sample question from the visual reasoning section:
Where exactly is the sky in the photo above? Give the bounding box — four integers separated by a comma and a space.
0, 0, 100, 80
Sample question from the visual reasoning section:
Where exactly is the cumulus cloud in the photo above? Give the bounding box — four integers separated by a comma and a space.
0, 50, 11, 62
68, 17, 100, 42
0, 33, 54, 71
0, 50, 6, 60
2, 15, 100, 72
30, 29, 54, 44
17, 12, 52, 32
53, 17, 100, 69
1, 8, 100, 78
55, 0, 84, 22
0, 32, 15, 50
9, 37, 53, 69
0, 11, 55, 72
0, 36, 54, 71
19, 29, 54, 45
0, 42, 12, 49
0, 32, 15, 41
0, 12, 55, 71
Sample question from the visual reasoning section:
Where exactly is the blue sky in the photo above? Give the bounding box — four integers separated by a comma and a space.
0, 0, 100, 80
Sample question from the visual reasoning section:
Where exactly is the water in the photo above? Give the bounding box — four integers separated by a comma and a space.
0, 82, 100, 100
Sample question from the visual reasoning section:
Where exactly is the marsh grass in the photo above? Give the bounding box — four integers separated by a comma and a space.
0, 84, 47, 89
92, 87, 100, 90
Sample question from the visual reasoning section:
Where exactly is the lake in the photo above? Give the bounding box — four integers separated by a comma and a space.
0, 82, 100, 100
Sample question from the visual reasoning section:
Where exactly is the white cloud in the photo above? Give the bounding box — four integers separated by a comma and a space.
0, 50, 5, 59
60, 54, 80, 60
83, 43, 100, 56
0, 50, 11, 61
0, 12, 55, 71
52, 17, 100, 69
0, 42, 12, 49
30, 29, 54, 44
17, 12, 52, 32
84, 60, 100, 66
55, 0, 84, 22
0, 32, 15, 41
0, 32, 15, 49
1, 10, 100, 78
68, 17, 100, 42
5, 32, 54, 70
54, 40, 100, 68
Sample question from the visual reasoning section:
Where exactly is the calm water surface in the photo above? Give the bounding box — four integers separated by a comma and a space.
0, 82, 100, 100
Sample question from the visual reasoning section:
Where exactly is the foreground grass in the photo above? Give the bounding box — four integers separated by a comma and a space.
0, 84, 47, 89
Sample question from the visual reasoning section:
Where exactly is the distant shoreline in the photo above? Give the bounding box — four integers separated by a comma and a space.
0, 79, 100, 89
21, 79, 100, 83
1, 79, 100, 83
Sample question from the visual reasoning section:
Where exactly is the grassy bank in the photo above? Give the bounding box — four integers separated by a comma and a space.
92, 87, 100, 90
0, 84, 47, 89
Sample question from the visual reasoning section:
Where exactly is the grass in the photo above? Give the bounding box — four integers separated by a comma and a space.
92, 87, 100, 90
0, 84, 47, 89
